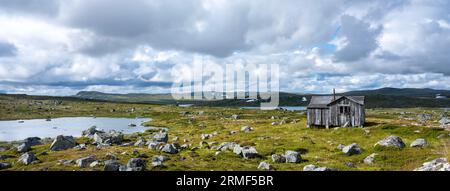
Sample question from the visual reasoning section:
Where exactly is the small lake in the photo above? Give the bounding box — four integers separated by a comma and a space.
241, 106, 307, 111
0, 117, 151, 142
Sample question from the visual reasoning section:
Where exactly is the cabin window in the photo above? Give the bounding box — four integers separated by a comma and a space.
339, 106, 350, 114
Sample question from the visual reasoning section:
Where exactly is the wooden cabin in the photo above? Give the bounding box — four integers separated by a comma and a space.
307, 95, 365, 128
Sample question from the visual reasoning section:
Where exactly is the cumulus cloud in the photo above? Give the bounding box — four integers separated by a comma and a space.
0, 0, 449, 95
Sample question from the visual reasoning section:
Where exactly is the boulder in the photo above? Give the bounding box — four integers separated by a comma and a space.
161, 144, 178, 154
74, 144, 87, 150
126, 158, 146, 171
241, 147, 258, 159
153, 132, 168, 143
17, 143, 31, 153
217, 142, 238, 151
148, 141, 165, 150
82, 126, 104, 138
363, 153, 378, 165
201, 134, 212, 140
258, 162, 272, 171
271, 154, 286, 163
50, 135, 76, 151
93, 131, 123, 145
0, 162, 11, 170
410, 138, 427, 148
414, 158, 450, 171
374, 135, 405, 149
134, 138, 146, 147
284, 151, 301, 163
152, 155, 169, 167
342, 143, 362, 155
231, 114, 240, 119
17, 152, 38, 165
241, 126, 254, 133
76, 156, 96, 168
23, 137, 42, 146
337, 144, 345, 150
439, 117, 450, 125
233, 145, 243, 155
103, 160, 125, 171
303, 164, 337, 171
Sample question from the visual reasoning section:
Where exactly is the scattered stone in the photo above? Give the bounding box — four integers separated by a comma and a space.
284, 151, 301, 163
148, 141, 165, 150
303, 164, 337, 171
120, 142, 134, 147
82, 126, 104, 138
271, 154, 286, 163
103, 160, 125, 171
342, 143, 362, 155
217, 142, 238, 151
414, 158, 450, 171
258, 162, 272, 171
23, 137, 42, 146
74, 144, 87, 150
134, 138, 146, 147
161, 144, 179, 154
241, 147, 258, 159
201, 134, 212, 140
271, 122, 280, 126
337, 144, 345, 150
229, 131, 237, 135
363, 153, 378, 165
17, 152, 38, 165
105, 153, 117, 160
231, 114, 240, 119
50, 135, 76, 151
439, 117, 450, 126
93, 131, 123, 145
410, 138, 427, 148
374, 135, 405, 149
58, 159, 75, 165
89, 161, 102, 168
152, 155, 169, 167
153, 132, 169, 143
172, 137, 179, 142
17, 143, 31, 153
76, 156, 96, 168
199, 141, 210, 149
126, 158, 146, 171
180, 144, 189, 150
240, 126, 253, 132
345, 162, 356, 168
0, 162, 11, 170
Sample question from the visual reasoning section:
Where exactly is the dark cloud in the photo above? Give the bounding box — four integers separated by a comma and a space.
0, 41, 17, 57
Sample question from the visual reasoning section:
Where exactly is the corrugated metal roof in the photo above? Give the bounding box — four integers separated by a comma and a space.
307, 96, 365, 108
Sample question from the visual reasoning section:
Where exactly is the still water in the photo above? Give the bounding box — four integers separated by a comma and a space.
0, 117, 151, 142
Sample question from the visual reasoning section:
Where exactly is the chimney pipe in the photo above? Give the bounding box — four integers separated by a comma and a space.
333, 88, 336, 101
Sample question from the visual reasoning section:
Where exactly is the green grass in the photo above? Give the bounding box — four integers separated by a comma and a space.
1, 94, 449, 171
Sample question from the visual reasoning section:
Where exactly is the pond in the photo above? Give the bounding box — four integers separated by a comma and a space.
241, 106, 307, 111
0, 117, 151, 142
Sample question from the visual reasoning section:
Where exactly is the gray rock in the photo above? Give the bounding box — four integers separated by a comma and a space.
126, 158, 146, 171
103, 160, 125, 171
76, 156, 96, 168
148, 141, 165, 150
74, 144, 87, 150
303, 164, 337, 171
414, 158, 450, 171
89, 161, 102, 168
410, 138, 427, 148
271, 154, 286, 163
153, 132, 168, 143
241, 147, 258, 159
337, 144, 345, 150
0, 162, 11, 170
258, 162, 272, 170
152, 155, 169, 167
241, 126, 253, 132
161, 144, 178, 154
105, 153, 118, 160
233, 145, 243, 155
374, 135, 405, 149
17, 143, 31, 153
363, 153, 378, 165
439, 117, 450, 125
231, 114, 240, 119
342, 143, 362, 155
23, 137, 42, 146
284, 151, 301, 163
201, 134, 212, 140
217, 142, 238, 151
18, 152, 38, 165
134, 138, 146, 147
82, 126, 104, 138
50, 135, 76, 151
93, 131, 123, 145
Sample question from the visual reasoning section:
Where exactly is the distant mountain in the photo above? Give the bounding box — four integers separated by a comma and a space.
73, 88, 450, 108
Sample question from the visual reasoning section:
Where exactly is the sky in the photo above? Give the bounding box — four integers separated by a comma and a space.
0, 0, 450, 95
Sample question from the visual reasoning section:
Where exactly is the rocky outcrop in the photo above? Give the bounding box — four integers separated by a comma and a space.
374, 135, 405, 149
103, 160, 126, 171
50, 135, 77, 151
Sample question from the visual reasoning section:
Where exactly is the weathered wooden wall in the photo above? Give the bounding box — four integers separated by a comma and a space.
307, 97, 365, 128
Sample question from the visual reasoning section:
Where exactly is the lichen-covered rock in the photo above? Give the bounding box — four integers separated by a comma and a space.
153, 132, 168, 143
50, 135, 76, 151
161, 144, 178, 154
17, 152, 38, 165
271, 154, 286, 163
284, 151, 301, 163
363, 153, 378, 165
414, 158, 450, 171
82, 126, 104, 138
17, 143, 31, 153
76, 156, 96, 168
342, 143, 362, 155
374, 135, 405, 149
240, 126, 253, 132
126, 158, 146, 171
410, 138, 427, 148
303, 164, 337, 171
241, 147, 258, 159
217, 142, 238, 151
258, 162, 272, 171
103, 160, 125, 171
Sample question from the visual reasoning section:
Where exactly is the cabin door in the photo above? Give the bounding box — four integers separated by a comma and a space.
338, 106, 351, 126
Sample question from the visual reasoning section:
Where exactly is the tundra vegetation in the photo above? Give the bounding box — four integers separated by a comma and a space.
0, 94, 449, 171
